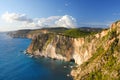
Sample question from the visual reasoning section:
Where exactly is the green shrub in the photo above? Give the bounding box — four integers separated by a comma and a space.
63, 29, 96, 38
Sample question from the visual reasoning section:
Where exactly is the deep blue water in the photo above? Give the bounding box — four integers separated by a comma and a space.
0, 33, 73, 80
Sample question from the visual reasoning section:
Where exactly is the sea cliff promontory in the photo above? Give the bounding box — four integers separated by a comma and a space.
8, 21, 120, 80
26, 27, 103, 65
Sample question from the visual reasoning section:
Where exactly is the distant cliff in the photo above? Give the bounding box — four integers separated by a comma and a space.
7, 29, 31, 38
7, 27, 68, 39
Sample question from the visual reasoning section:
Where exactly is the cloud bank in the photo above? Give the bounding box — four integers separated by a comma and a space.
2, 12, 33, 23
1, 12, 77, 30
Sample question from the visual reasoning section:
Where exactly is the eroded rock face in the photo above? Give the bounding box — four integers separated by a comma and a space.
27, 33, 74, 61
26, 21, 120, 80
26, 20, 120, 79
27, 27, 107, 65
71, 21, 120, 80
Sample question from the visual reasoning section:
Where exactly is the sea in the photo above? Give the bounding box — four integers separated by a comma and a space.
0, 33, 74, 80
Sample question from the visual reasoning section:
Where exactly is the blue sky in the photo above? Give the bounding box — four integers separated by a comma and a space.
0, 0, 120, 31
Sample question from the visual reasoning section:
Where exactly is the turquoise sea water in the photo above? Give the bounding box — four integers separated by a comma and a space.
0, 33, 73, 80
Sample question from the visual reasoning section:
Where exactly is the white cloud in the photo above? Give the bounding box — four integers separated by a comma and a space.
2, 12, 33, 23
22, 15, 77, 28
1, 12, 77, 31
55, 15, 76, 28
37, 16, 61, 27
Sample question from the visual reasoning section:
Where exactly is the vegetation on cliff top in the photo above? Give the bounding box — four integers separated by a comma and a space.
72, 21, 120, 80
8, 27, 103, 38
63, 29, 100, 38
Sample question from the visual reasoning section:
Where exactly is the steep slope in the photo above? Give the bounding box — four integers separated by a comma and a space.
7, 21, 120, 80
27, 21, 120, 80
71, 21, 120, 80
27, 27, 104, 65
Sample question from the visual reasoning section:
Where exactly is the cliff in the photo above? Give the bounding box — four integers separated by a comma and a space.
71, 21, 120, 80
27, 21, 120, 80
27, 27, 103, 65
7, 27, 68, 39
7, 29, 32, 38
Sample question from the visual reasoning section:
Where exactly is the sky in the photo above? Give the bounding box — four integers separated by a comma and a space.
0, 0, 120, 31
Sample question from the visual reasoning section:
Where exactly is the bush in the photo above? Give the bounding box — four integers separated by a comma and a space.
63, 29, 96, 38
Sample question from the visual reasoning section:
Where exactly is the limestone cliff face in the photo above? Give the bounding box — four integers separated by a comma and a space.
71, 21, 120, 80
27, 27, 107, 65
27, 33, 74, 61
27, 21, 120, 80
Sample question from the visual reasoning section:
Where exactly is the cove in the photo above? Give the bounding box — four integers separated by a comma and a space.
0, 33, 73, 80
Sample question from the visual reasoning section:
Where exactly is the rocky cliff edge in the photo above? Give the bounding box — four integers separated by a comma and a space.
71, 21, 120, 80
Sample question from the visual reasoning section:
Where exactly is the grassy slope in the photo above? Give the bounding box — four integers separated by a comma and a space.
72, 21, 120, 80
63, 29, 100, 38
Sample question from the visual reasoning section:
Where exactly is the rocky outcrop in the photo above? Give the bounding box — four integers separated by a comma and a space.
7, 21, 120, 79
7, 29, 32, 38
71, 21, 120, 80
27, 33, 74, 61
27, 27, 106, 65
27, 21, 120, 80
